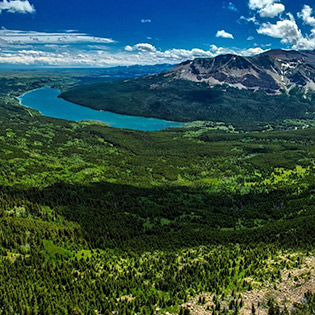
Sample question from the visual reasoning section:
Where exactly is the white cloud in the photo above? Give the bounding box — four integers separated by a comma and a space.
227, 2, 238, 12
0, 0, 35, 14
239, 15, 259, 25
257, 14, 301, 40
124, 45, 133, 52
64, 29, 79, 33
209, 45, 265, 56
0, 29, 115, 45
125, 43, 157, 52
156, 48, 214, 61
257, 13, 315, 50
125, 46, 264, 65
0, 42, 265, 67
215, 30, 234, 39
297, 5, 315, 27
244, 47, 266, 55
249, 0, 285, 18
249, 0, 273, 10
259, 3, 285, 18
141, 19, 151, 23
247, 36, 254, 40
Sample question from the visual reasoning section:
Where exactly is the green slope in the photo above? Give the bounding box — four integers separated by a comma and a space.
0, 73, 314, 314
60, 74, 315, 125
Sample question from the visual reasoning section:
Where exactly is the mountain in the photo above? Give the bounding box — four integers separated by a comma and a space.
173, 49, 315, 93
60, 49, 315, 126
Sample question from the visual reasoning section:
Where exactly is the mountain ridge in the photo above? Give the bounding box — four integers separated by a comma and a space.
60, 49, 315, 125
169, 49, 315, 94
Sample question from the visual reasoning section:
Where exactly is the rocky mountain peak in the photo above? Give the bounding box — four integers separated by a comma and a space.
171, 49, 315, 93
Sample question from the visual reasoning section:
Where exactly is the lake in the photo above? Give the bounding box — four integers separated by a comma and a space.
18, 87, 183, 131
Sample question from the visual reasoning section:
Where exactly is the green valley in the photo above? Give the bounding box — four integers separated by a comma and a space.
0, 70, 314, 314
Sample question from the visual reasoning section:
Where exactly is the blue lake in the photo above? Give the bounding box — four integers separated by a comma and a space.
18, 87, 183, 131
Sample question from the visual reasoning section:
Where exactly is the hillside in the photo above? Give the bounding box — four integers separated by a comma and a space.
0, 73, 314, 313
60, 49, 315, 125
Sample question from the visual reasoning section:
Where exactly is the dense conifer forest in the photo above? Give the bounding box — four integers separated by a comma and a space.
0, 71, 314, 314
60, 74, 315, 126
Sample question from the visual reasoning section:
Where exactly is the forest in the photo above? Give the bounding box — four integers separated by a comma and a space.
0, 71, 314, 314
60, 73, 315, 128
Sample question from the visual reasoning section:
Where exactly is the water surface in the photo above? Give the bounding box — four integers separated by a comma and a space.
18, 87, 183, 131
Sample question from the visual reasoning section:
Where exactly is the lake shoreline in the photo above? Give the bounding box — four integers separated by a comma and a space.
18, 86, 184, 131
17, 86, 48, 100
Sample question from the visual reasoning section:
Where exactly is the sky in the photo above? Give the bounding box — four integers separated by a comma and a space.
0, 0, 314, 67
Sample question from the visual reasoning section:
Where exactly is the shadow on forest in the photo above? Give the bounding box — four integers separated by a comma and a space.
2, 179, 314, 252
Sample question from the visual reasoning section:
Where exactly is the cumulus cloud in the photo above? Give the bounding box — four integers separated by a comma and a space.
257, 14, 301, 40
249, 0, 285, 18
243, 47, 266, 55
297, 5, 315, 27
259, 3, 285, 18
124, 45, 264, 65
209, 45, 265, 56
257, 13, 315, 50
0, 29, 115, 45
156, 48, 214, 61
248, 0, 315, 50
215, 30, 234, 39
0, 41, 266, 67
125, 43, 157, 52
0, 0, 35, 14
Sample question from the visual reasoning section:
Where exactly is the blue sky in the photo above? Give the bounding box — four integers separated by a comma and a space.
0, 0, 315, 67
